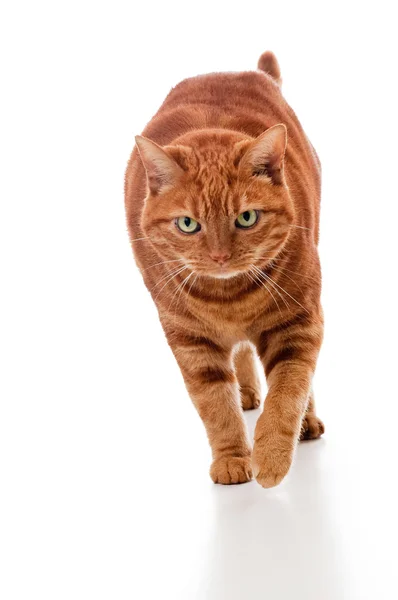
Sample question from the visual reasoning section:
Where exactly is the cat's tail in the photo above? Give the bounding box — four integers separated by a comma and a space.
257, 51, 282, 87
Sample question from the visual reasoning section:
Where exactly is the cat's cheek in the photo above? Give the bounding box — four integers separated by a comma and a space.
141, 222, 170, 246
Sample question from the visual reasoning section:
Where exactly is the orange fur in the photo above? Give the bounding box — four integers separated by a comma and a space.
125, 52, 324, 488
258, 51, 282, 86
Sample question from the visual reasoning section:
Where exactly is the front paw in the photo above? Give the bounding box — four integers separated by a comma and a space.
252, 434, 295, 489
210, 455, 252, 485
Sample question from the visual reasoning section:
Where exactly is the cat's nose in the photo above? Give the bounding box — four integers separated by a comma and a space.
209, 250, 232, 265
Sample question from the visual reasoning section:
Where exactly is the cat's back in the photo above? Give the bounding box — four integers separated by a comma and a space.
162, 70, 280, 113
143, 70, 291, 143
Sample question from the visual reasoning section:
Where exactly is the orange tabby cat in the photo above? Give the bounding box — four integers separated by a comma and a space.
125, 52, 324, 488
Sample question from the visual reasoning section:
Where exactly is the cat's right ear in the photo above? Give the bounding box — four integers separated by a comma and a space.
135, 136, 184, 195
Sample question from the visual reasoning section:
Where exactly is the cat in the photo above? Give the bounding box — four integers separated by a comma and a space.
125, 51, 324, 488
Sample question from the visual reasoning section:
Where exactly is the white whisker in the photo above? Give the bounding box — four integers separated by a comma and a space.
253, 265, 310, 314
152, 264, 187, 290
187, 273, 199, 297
269, 266, 305, 295
271, 264, 320, 283
152, 265, 188, 302
289, 224, 310, 231
252, 265, 286, 313
142, 259, 184, 272
245, 270, 262, 291
168, 271, 194, 315
249, 266, 282, 315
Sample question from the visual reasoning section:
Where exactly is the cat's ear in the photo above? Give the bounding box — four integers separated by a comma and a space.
135, 135, 184, 194
238, 124, 287, 185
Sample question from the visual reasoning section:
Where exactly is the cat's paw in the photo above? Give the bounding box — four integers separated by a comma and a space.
210, 456, 252, 485
252, 435, 294, 489
300, 415, 325, 440
240, 386, 261, 410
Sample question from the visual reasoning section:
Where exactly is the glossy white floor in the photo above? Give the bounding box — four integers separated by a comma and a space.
127, 336, 398, 600
2, 1, 398, 598
2, 236, 398, 598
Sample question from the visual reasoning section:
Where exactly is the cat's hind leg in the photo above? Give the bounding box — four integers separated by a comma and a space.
234, 342, 261, 410
300, 390, 325, 440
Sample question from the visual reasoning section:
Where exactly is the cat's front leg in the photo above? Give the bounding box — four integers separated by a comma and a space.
168, 329, 252, 484
253, 312, 323, 488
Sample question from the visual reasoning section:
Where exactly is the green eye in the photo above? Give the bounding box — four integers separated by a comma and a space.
236, 210, 259, 229
176, 216, 201, 234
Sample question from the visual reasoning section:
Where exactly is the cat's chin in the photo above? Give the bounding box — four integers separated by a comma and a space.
206, 270, 242, 280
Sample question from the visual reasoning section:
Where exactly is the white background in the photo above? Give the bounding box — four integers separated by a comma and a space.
1, 1, 398, 598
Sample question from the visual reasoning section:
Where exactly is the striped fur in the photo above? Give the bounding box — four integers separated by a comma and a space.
125, 52, 324, 488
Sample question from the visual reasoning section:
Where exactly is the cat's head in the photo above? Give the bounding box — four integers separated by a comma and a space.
136, 126, 294, 280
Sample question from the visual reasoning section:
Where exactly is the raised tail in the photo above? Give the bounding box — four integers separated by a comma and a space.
257, 51, 282, 87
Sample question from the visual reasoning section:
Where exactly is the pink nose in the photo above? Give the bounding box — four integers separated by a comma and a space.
209, 251, 232, 265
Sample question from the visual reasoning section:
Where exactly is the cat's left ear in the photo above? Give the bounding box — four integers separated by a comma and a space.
135, 135, 185, 195
238, 124, 287, 185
